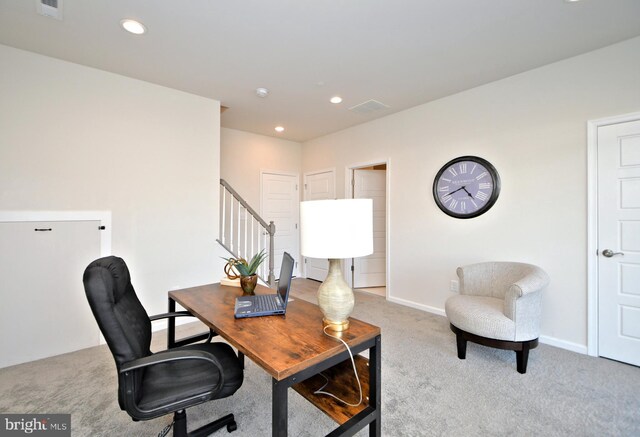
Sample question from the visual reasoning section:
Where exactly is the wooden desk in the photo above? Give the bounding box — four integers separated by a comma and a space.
168, 283, 381, 437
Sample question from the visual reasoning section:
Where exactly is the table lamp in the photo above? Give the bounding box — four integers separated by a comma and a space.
300, 199, 373, 332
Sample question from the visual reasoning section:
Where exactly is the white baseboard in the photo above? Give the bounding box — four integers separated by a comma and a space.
387, 295, 588, 355
539, 335, 587, 354
98, 316, 200, 345
387, 295, 446, 317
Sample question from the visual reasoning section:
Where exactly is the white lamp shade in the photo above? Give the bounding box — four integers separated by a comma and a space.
300, 199, 373, 259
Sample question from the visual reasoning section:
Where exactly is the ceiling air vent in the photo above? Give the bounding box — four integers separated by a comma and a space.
348, 99, 390, 115
36, 0, 63, 20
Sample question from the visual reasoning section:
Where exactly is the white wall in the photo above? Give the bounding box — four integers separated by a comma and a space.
302, 36, 640, 351
220, 127, 302, 207
0, 44, 224, 317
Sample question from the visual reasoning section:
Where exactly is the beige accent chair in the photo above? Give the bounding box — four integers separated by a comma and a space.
445, 262, 549, 374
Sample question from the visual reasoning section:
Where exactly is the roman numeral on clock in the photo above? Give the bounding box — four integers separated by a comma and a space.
475, 191, 488, 201
476, 171, 488, 181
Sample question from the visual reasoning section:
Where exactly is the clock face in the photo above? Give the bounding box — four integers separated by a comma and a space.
433, 156, 500, 219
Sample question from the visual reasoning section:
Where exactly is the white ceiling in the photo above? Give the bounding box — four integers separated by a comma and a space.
1, 0, 640, 142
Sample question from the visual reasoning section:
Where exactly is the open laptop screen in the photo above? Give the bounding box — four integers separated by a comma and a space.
277, 252, 295, 306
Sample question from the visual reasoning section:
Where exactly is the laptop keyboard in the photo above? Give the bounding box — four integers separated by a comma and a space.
253, 294, 280, 312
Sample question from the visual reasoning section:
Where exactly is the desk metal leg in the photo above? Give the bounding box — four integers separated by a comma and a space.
167, 297, 176, 349
238, 351, 245, 369
272, 378, 288, 437
369, 335, 381, 436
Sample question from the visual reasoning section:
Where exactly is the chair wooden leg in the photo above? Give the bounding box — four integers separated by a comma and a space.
456, 334, 467, 359
450, 324, 538, 373
516, 344, 530, 374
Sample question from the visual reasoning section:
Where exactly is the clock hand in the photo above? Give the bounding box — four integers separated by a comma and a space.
462, 187, 473, 197
447, 186, 465, 195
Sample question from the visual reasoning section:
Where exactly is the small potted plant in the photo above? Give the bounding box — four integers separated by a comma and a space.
222, 249, 268, 295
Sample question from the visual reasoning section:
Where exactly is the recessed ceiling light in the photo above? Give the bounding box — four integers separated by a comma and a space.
275, 126, 285, 133
121, 19, 147, 35
330, 96, 343, 104
256, 88, 269, 98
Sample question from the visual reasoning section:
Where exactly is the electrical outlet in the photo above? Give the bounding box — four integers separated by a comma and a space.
450, 280, 459, 293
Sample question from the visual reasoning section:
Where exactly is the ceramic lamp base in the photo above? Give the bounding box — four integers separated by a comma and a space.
317, 259, 354, 332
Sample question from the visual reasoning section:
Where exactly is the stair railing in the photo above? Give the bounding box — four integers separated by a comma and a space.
218, 179, 276, 287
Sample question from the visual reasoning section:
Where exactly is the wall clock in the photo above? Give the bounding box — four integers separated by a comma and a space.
432, 156, 500, 219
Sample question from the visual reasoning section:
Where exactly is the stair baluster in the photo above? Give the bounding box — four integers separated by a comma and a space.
217, 179, 276, 287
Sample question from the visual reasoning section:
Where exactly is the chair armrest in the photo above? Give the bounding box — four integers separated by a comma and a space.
148, 311, 193, 321
120, 349, 224, 375
119, 349, 225, 419
150, 310, 216, 348
508, 268, 550, 298
504, 268, 549, 339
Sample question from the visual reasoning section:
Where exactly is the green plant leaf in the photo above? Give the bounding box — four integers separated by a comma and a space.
235, 263, 251, 276
222, 250, 267, 276
245, 249, 267, 275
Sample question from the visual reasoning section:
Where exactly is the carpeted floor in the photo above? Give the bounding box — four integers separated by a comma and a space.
1, 278, 639, 436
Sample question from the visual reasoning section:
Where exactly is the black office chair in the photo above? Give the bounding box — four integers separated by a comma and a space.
83, 256, 243, 436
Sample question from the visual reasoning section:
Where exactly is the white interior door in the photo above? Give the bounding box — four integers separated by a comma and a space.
597, 119, 640, 366
0, 220, 102, 368
353, 169, 386, 288
303, 170, 336, 281
261, 172, 299, 278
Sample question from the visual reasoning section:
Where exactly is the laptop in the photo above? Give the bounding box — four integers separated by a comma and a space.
234, 251, 294, 318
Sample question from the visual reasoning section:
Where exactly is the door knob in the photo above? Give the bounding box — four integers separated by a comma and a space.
602, 249, 624, 258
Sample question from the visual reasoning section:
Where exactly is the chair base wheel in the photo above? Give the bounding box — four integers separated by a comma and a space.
172, 410, 237, 437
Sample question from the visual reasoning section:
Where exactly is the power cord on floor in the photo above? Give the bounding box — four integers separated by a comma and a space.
313, 325, 363, 407
158, 420, 173, 437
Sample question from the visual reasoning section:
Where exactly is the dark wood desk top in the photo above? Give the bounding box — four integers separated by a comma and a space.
169, 283, 380, 381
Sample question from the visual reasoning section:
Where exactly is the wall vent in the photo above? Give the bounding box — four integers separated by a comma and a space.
36, 0, 63, 20
348, 99, 390, 115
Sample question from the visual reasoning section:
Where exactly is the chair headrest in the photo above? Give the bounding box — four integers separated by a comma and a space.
83, 256, 152, 368
84, 256, 132, 304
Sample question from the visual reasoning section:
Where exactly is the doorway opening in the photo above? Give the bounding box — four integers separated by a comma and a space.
347, 160, 389, 298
